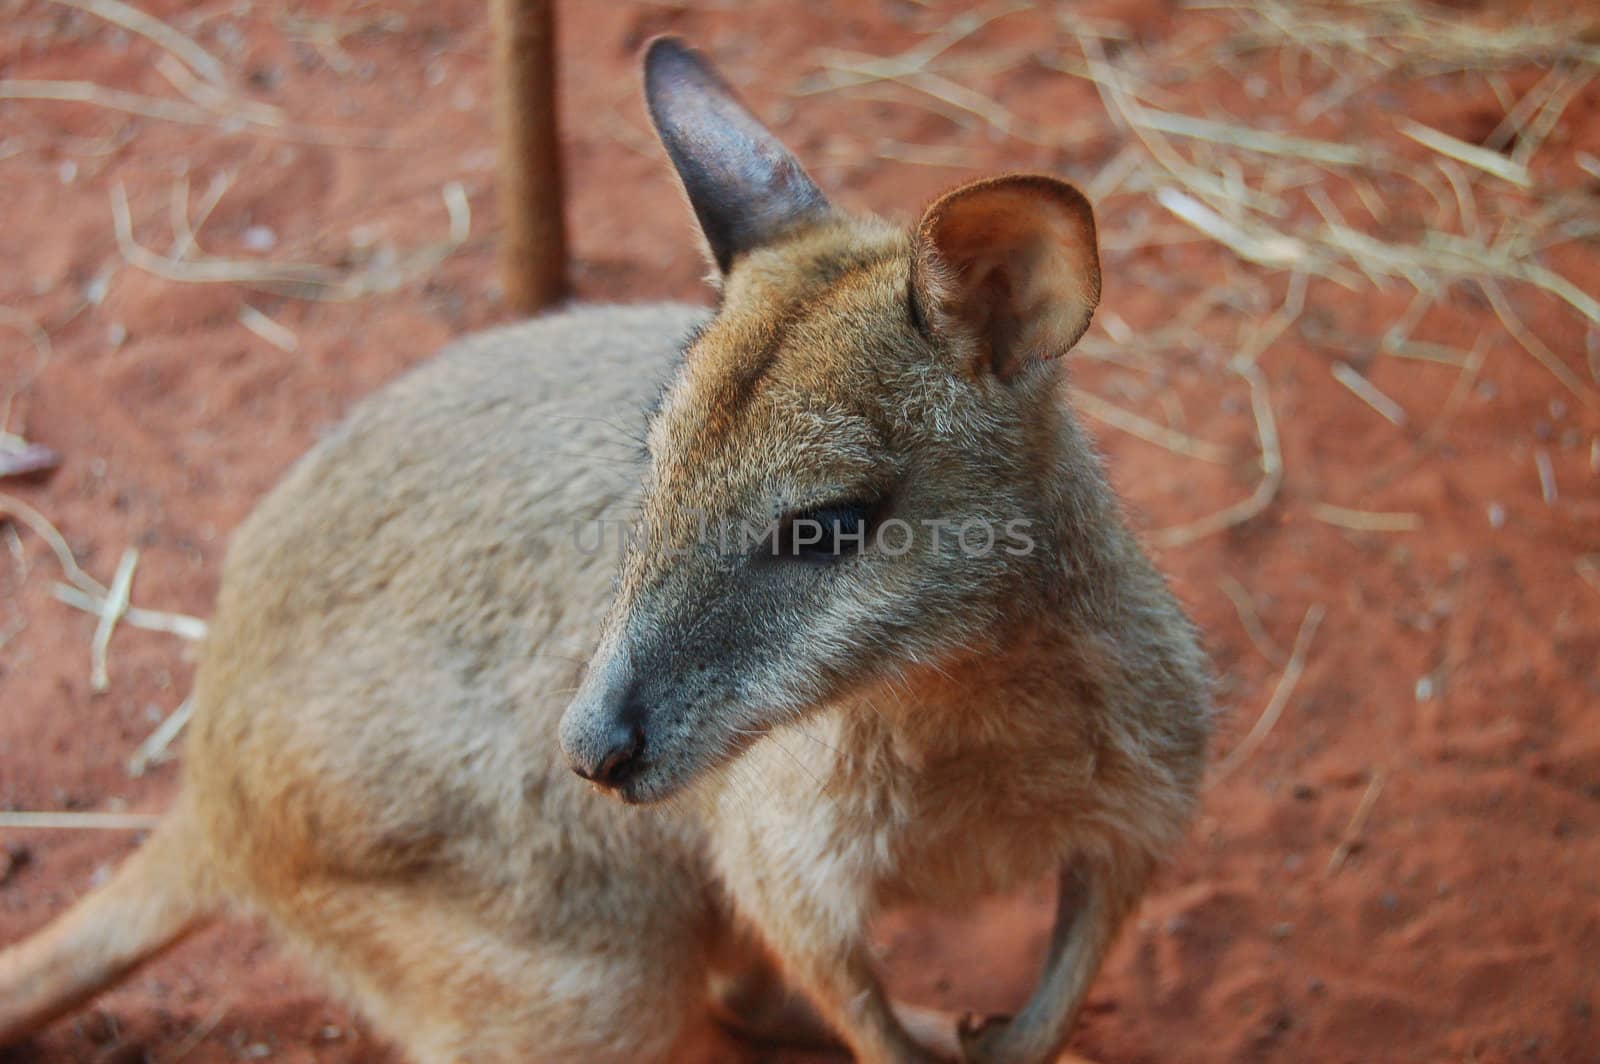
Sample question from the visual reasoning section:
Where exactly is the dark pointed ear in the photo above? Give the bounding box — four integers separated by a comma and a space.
643, 37, 831, 274
911, 175, 1100, 382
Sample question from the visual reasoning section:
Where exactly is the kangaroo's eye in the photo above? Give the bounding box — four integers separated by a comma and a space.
774, 501, 872, 563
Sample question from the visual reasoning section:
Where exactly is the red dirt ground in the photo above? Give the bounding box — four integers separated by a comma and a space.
2, 1, 1598, 1062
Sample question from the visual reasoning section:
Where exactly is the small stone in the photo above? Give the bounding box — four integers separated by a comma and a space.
58, 160, 78, 184
213, 21, 246, 54
242, 225, 277, 251
76, 1008, 118, 1044
0, 842, 32, 886
1487, 503, 1506, 529
247, 65, 283, 92
1415, 675, 1435, 702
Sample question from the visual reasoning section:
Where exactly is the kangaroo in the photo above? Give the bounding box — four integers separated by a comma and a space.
0, 38, 1210, 1064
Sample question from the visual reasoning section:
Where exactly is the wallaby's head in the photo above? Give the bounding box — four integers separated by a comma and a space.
559, 38, 1102, 803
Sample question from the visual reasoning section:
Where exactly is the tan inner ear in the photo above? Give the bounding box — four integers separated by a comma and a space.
917, 177, 1101, 380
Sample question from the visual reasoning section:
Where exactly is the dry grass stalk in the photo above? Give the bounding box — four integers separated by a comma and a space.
1512, 67, 1593, 168
870, 140, 979, 169
1435, 158, 1480, 238
51, 0, 227, 87
2, 80, 386, 148
1153, 274, 1305, 548
128, 695, 195, 778
1382, 338, 1472, 367
0, 305, 53, 368
1327, 769, 1386, 875
1155, 187, 1310, 271
797, 2, 1051, 143
0, 811, 161, 831
1534, 450, 1558, 505
0, 492, 105, 597
52, 581, 208, 641
798, 0, 1034, 94
1331, 361, 1408, 426
1367, 339, 1489, 492
113, 182, 343, 289
169, 171, 234, 261
112, 181, 471, 302
0, 78, 217, 126
0, 614, 25, 653
1396, 118, 1532, 188
89, 547, 138, 693
814, 56, 1044, 142
154, 53, 285, 129
1210, 602, 1326, 785
1480, 280, 1595, 409
239, 305, 300, 352
0, 304, 55, 448
1153, 360, 1282, 548
1072, 389, 1233, 464
0, 490, 206, 642
1484, 65, 1566, 152
1310, 504, 1422, 533
1137, 106, 1370, 167
1218, 575, 1286, 665
1578, 555, 1600, 594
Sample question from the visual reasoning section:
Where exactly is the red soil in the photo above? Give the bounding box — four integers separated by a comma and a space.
2, 1, 1597, 1062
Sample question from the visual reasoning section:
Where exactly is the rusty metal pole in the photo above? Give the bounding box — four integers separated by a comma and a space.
490, 0, 567, 313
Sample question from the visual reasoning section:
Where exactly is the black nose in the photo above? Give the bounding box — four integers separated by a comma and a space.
574, 718, 645, 788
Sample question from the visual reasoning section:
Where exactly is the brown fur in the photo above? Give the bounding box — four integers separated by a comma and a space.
0, 38, 1209, 1064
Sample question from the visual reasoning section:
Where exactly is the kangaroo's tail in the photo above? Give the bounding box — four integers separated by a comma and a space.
0, 796, 216, 1045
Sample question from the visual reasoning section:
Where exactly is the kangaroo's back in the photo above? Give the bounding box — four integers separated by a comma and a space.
189, 302, 711, 888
